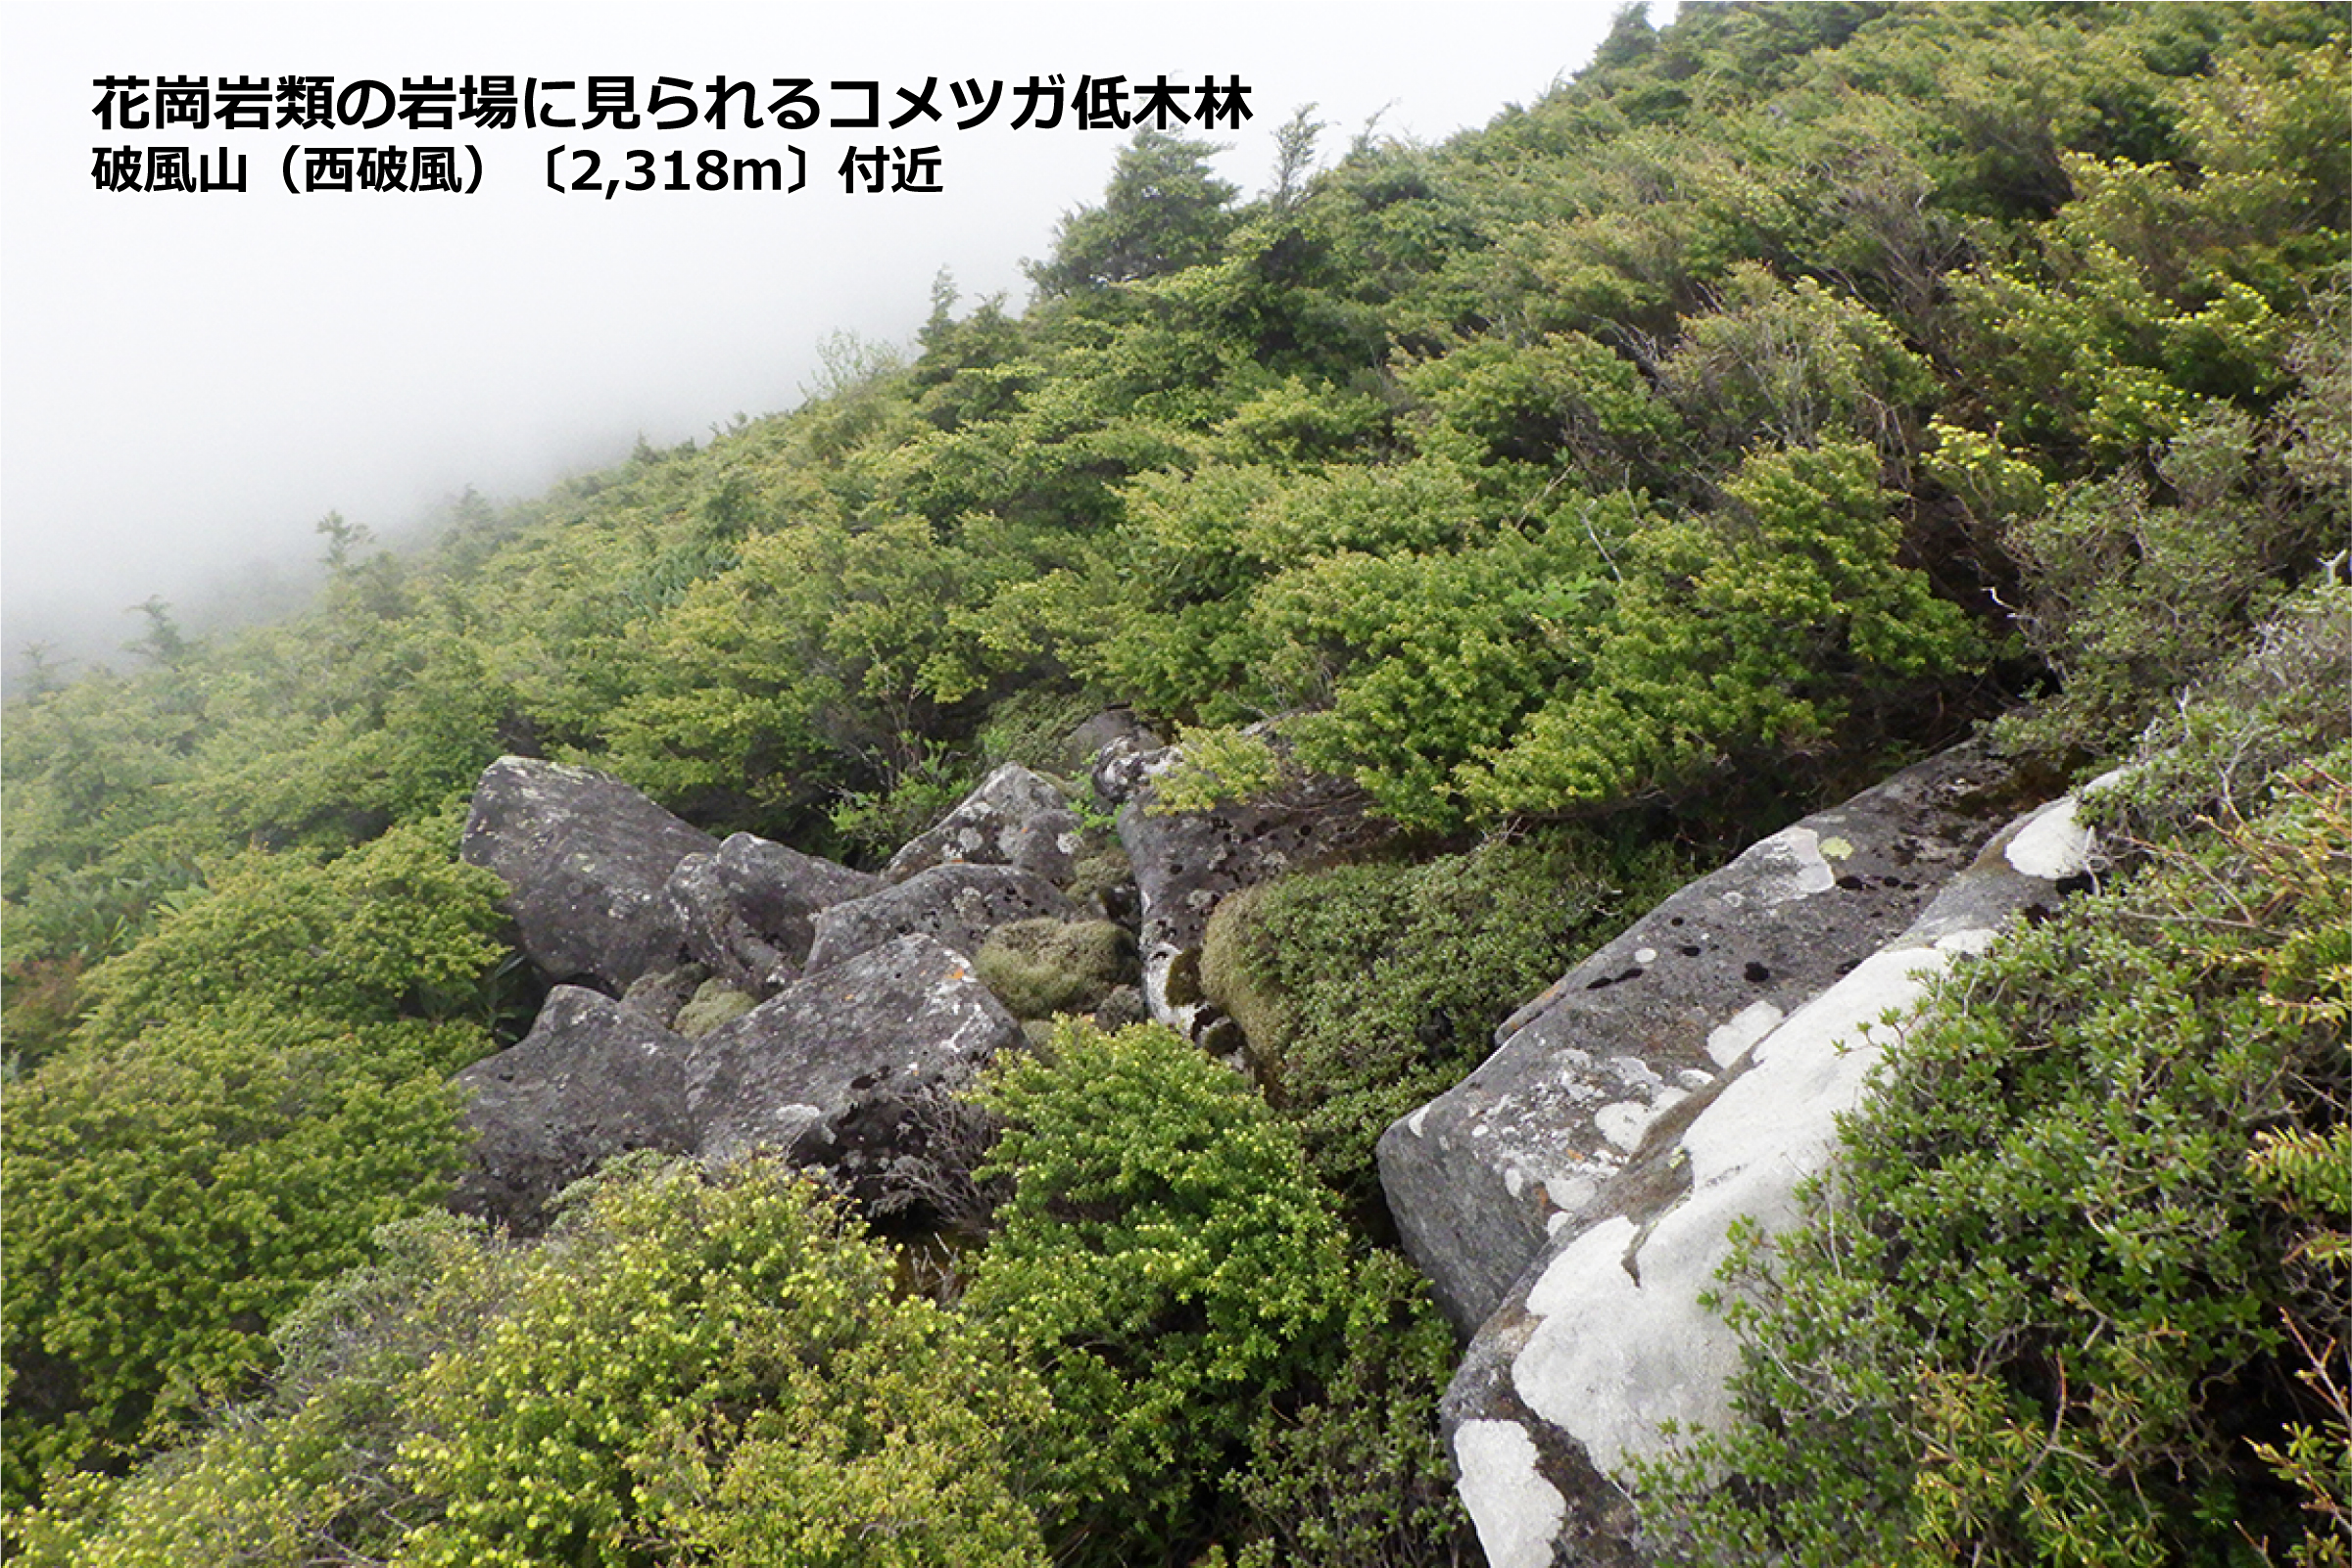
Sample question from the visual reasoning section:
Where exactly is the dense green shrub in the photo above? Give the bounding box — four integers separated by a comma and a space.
1635, 735, 2352, 1566
963, 1019, 1364, 1565
1229, 1249, 1483, 1568
14, 1159, 1058, 1568
3, 823, 507, 1512
1201, 829, 1687, 1197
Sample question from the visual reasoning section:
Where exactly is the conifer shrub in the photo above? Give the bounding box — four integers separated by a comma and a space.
3, 822, 508, 1512
962, 1019, 1480, 1566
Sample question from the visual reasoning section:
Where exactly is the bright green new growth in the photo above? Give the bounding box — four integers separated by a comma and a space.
16, 1158, 1057, 1568
2, 821, 508, 1511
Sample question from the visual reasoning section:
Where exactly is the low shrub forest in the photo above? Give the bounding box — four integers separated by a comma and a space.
5, 4, 2345, 1562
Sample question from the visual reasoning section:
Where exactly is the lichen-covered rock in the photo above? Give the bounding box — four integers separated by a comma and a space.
450, 986, 698, 1233
1426, 779, 2105, 1568
886, 763, 1083, 885
1376, 742, 2040, 1336
1117, 755, 1398, 1043
664, 833, 878, 993
619, 963, 709, 1030
459, 756, 717, 993
688, 935, 1023, 1219
803, 863, 1079, 974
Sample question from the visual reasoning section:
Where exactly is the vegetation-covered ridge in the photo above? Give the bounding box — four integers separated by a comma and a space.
4, 2, 2347, 1563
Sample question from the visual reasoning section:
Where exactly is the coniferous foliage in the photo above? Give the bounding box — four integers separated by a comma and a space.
4, 3, 2348, 1559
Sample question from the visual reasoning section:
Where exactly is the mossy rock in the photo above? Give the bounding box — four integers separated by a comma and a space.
974, 918, 1137, 1020
1198, 881, 1298, 1086
1065, 841, 1135, 912
673, 977, 757, 1037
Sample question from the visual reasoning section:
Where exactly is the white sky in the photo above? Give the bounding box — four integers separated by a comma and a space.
0, 1, 1654, 672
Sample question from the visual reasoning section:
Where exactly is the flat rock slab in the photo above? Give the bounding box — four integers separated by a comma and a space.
803, 863, 1079, 974
450, 985, 698, 1233
460, 756, 717, 993
690, 934, 1024, 1216
1440, 788, 2102, 1568
1376, 742, 2040, 1336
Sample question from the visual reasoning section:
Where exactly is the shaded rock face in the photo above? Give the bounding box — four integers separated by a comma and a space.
450, 986, 698, 1233
666, 832, 880, 993
803, 863, 1079, 975
1376, 742, 2035, 1336
886, 762, 1083, 885
459, 756, 717, 994
1396, 761, 2108, 1568
1115, 755, 1398, 1045
454, 937, 1020, 1232
690, 935, 1023, 1217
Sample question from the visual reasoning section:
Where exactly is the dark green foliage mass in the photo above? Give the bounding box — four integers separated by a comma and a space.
3, 822, 508, 1511
963, 1019, 1475, 1568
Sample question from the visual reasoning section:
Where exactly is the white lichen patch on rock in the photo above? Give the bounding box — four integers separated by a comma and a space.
1454, 1420, 1568, 1568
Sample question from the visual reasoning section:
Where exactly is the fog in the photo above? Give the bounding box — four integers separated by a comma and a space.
1, 1, 1649, 683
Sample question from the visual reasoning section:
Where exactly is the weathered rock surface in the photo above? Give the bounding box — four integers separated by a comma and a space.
459, 757, 717, 993
803, 863, 1079, 974
1417, 774, 2106, 1568
690, 935, 1023, 1216
453, 938, 1022, 1231
665, 832, 880, 992
1116, 753, 1397, 1043
887, 762, 1083, 885
1377, 742, 2038, 1336
450, 986, 698, 1232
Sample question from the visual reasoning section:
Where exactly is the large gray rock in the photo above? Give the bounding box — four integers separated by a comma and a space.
886, 763, 1083, 885
450, 986, 698, 1232
803, 863, 1079, 974
459, 756, 717, 993
1437, 785, 2104, 1568
690, 934, 1024, 1218
1117, 751, 1400, 1044
666, 832, 880, 993
1376, 742, 2039, 1336
453, 939, 1025, 1231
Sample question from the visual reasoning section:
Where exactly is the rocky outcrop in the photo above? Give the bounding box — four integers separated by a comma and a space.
459, 757, 718, 993
666, 832, 880, 993
455, 936, 1020, 1232
803, 863, 1079, 974
450, 986, 698, 1232
1376, 743, 2041, 1335
886, 762, 1083, 885
690, 935, 1022, 1217
1390, 759, 2107, 1568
